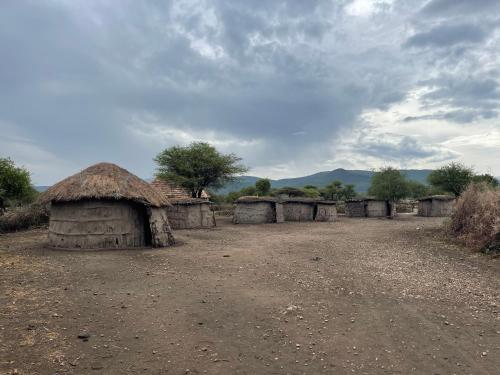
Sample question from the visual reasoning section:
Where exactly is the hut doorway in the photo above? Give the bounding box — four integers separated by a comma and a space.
138, 204, 153, 246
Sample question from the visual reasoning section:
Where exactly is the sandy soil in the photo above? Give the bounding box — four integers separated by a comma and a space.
0, 215, 499, 375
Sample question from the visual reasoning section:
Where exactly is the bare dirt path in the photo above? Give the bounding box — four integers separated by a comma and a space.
1, 216, 499, 374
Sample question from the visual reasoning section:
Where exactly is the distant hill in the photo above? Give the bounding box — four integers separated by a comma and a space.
36, 168, 434, 195
215, 168, 433, 195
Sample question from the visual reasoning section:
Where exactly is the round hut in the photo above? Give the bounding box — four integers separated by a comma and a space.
417, 195, 455, 217
233, 196, 284, 224
38, 163, 175, 249
314, 200, 337, 222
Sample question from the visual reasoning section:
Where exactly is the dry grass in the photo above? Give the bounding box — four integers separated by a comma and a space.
38, 162, 170, 207
0, 205, 49, 233
450, 183, 500, 251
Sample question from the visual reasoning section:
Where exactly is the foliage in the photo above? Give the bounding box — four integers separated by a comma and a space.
155, 142, 248, 198
0, 157, 37, 212
368, 167, 409, 201
450, 183, 500, 251
342, 184, 356, 200
427, 162, 474, 196
273, 187, 306, 197
320, 180, 357, 201
0, 204, 49, 233
472, 174, 499, 188
255, 178, 271, 196
302, 186, 321, 198
406, 180, 430, 199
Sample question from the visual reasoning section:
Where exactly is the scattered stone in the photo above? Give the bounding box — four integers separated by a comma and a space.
78, 332, 90, 341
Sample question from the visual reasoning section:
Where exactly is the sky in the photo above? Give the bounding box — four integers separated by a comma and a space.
1, 0, 499, 185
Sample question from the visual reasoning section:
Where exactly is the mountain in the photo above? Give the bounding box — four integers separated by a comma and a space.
36, 169, 434, 195
215, 168, 433, 195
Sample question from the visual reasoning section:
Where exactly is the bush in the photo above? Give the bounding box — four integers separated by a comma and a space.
450, 183, 500, 252
0, 204, 49, 233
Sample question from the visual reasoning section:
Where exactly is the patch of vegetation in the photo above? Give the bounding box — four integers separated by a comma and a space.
0, 204, 49, 233
0, 157, 38, 213
155, 142, 248, 198
450, 183, 500, 252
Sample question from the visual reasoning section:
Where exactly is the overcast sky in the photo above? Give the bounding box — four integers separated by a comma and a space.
1, 0, 499, 184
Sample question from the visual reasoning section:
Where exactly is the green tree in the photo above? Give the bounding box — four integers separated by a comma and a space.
472, 173, 499, 188
427, 162, 474, 196
302, 186, 320, 198
368, 167, 409, 201
0, 158, 37, 212
274, 187, 306, 197
407, 180, 429, 199
155, 142, 248, 198
255, 178, 271, 196
321, 180, 343, 200
341, 184, 356, 200
240, 186, 257, 196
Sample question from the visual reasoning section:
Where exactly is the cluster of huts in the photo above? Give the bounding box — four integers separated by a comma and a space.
38, 162, 456, 250
233, 197, 337, 224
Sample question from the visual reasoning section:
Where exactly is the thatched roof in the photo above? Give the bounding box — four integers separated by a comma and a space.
170, 198, 212, 205
418, 195, 456, 201
316, 200, 337, 205
236, 196, 278, 203
281, 197, 320, 204
151, 178, 210, 200
38, 163, 170, 207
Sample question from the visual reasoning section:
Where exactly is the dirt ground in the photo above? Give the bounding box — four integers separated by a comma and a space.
0, 215, 499, 375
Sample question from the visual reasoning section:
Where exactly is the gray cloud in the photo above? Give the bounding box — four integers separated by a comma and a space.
0, 0, 499, 183
404, 22, 489, 48
420, 0, 500, 16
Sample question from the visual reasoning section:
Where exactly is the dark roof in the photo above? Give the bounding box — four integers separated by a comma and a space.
418, 195, 456, 201
236, 196, 278, 203
170, 198, 212, 205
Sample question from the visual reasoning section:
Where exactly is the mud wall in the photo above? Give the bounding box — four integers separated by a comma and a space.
417, 200, 432, 216
345, 201, 366, 217
166, 203, 215, 229
49, 200, 147, 249
149, 207, 175, 247
366, 200, 390, 217
315, 204, 337, 222
233, 202, 276, 224
283, 202, 315, 221
432, 199, 454, 216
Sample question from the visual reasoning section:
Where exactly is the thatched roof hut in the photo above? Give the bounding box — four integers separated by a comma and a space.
39, 163, 175, 249
233, 196, 284, 224
417, 195, 455, 217
150, 178, 210, 200
282, 198, 317, 222
165, 198, 215, 229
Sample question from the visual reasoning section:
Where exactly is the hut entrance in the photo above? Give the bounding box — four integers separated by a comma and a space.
138, 205, 153, 246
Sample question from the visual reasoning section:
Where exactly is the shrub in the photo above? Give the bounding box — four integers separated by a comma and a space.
0, 204, 49, 233
450, 183, 500, 251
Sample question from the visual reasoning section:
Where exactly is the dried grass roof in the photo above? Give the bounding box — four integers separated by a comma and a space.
236, 196, 278, 203
151, 178, 210, 200
169, 198, 212, 205
418, 195, 456, 201
38, 163, 170, 207
281, 197, 321, 204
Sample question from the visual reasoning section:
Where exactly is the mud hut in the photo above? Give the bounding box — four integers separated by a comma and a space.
165, 198, 215, 229
417, 195, 455, 217
345, 199, 366, 217
314, 201, 337, 222
233, 196, 284, 224
38, 163, 175, 249
150, 178, 210, 199
282, 198, 317, 221
345, 198, 395, 217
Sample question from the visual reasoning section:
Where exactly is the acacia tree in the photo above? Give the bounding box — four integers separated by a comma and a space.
255, 178, 271, 196
427, 162, 474, 196
0, 157, 36, 213
155, 142, 248, 198
368, 167, 409, 201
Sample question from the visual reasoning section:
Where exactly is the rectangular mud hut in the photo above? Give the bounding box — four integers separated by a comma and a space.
282, 198, 317, 221
233, 196, 284, 224
417, 195, 455, 217
38, 163, 175, 250
314, 201, 337, 222
165, 199, 216, 229
345, 198, 396, 218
